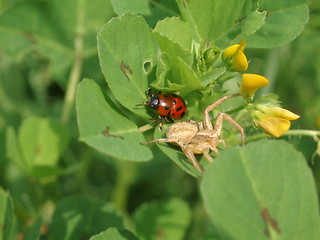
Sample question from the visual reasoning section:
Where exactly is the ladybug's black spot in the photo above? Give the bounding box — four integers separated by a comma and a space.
164, 106, 170, 110
180, 112, 186, 118
176, 106, 183, 112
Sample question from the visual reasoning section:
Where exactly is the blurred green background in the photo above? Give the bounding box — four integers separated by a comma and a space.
0, 0, 319, 239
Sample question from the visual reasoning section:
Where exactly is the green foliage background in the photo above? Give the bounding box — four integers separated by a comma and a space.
0, 0, 320, 239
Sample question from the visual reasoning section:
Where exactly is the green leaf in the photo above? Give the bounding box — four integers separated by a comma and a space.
151, 53, 185, 91
97, 14, 158, 118
200, 67, 226, 87
214, 9, 267, 47
111, 0, 151, 15
176, 0, 262, 47
6, 126, 28, 171
154, 17, 193, 51
24, 217, 42, 240
153, 32, 193, 67
90, 228, 138, 240
6, 118, 69, 177
76, 78, 153, 161
201, 139, 320, 240
0, 188, 15, 240
51, 195, 124, 240
19, 117, 69, 167
0, 0, 114, 83
248, 1, 309, 48
176, 0, 308, 48
31, 166, 65, 180
150, 51, 201, 95
111, 0, 179, 27
152, 17, 203, 94
133, 198, 191, 240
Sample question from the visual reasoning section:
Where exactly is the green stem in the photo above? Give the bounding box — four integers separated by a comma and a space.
138, 123, 156, 132
283, 129, 320, 138
246, 129, 320, 143
245, 133, 269, 142
112, 161, 136, 213
61, 33, 84, 123
225, 104, 247, 115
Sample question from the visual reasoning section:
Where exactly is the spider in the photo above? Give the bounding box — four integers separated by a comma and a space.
141, 94, 245, 173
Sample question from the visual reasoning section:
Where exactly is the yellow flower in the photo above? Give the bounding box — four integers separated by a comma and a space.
223, 39, 248, 72
252, 105, 300, 137
240, 74, 269, 100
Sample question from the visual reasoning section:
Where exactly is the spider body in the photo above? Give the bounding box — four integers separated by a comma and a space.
141, 94, 245, 173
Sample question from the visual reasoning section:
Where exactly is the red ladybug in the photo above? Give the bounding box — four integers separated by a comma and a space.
137, 89, 187, 129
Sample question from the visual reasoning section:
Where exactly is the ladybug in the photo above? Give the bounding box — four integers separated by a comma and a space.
137, 89, 187, 129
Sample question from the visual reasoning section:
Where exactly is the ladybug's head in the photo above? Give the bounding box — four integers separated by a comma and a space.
149, 95, 159, 109
146, 88, 161, 109
136, 88, 161, 109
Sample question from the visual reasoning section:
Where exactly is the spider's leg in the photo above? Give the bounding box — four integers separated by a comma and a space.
214, 113, 245, 145
203, 148, 214, 163
141, 138, 175, 145
208, 145, 219, 154
182, 148, 203, 173
198, 121, 204, 131
202, 94, 240, 129
218, 139, 227, 148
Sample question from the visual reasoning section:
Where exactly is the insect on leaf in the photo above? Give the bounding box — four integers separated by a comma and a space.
76, 78, 153, 162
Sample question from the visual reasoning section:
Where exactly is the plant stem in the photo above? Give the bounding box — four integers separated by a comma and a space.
112, 161, 136, 213
61, 33, 84, 124
283, 129, 320, 138
225, 104, 247, 115
246, 129, 320, 143
138, 123, 156, 132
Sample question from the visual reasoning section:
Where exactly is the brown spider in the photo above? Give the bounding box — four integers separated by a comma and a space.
141, 94, 245, 173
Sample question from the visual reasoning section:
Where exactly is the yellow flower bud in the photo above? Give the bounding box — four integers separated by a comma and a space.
223, 39, 248, 72
252, 105, 300, 137
240, 74, 269, 100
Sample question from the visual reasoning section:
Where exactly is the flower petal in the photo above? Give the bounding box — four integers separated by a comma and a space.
222, 40, 248, 72
233, 51, 248, 72
223, 44, 240, 60
238, 39, 246, 52
265, 106, 300, 120
240, 74, 269, 99
254, 113, 291, 137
